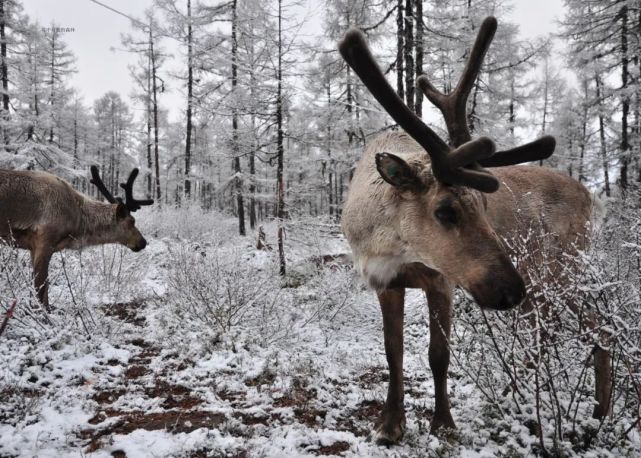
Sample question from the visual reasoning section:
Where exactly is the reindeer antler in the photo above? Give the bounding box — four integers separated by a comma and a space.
416, 16, 555, 164
90, 166, 154, 212
90, 165, 120, 204
339, 28, 499, 193
119, 168, 154, 212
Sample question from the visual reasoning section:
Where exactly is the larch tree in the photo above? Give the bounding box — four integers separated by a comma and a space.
122, 9, 167, 201
42, 24, 75, 145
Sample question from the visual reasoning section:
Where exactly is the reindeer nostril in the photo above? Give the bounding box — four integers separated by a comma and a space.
499, 283, 526, 309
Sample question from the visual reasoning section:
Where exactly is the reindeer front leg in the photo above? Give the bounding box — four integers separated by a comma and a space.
375, 287, 406, 444
30, 246, 53, 311
425, 275, 456, 432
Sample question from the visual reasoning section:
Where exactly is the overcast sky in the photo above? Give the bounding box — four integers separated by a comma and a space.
21, 0, 566, 122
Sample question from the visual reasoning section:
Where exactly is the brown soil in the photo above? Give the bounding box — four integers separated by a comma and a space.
233, 411, 271, 426
335, 399, 383, 437
102, 301, 146, 327
316, 440, 351, 455
357, 366, 388, 388
82, 409, 225, 453
124, 365, 149, 379
92, 388, 126, 405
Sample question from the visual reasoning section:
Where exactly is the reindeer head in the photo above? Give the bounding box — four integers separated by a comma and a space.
90, 166, 154, 252
339, 17, 556, 310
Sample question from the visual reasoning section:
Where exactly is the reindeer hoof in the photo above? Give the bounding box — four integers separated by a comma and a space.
373, 411, 406, 445
430, 413, 456, 435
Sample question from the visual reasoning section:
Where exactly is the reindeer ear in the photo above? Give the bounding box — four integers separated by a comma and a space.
375, 152, 426, 192
115, 202, 128, 220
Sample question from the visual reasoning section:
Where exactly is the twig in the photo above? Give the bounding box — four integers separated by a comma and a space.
0, 299, 18, 338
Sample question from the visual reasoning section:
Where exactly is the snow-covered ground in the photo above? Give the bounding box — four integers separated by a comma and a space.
1, 208, 640, 457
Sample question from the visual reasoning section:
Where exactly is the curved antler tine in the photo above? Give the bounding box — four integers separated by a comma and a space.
119, 168, 154, 212
89, 165, 118, 203
340, 26, 502, 194
446, 167, 500, 193
449, 137, 496, 169
456, 17, 497, 101
416, 74, 446, 108
338, 28, 450, 162
479, 135, 556, 167
416, 17, 497, 148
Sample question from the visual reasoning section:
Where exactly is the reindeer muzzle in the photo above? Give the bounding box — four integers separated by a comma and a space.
131, 238, 147, 252
474, 275, 526, 311
495, 280, 526, 310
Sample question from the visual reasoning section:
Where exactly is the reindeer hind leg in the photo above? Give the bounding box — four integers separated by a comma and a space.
31, 246, 53, 311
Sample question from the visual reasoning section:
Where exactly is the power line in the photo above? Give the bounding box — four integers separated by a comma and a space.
87, 0, 148, 29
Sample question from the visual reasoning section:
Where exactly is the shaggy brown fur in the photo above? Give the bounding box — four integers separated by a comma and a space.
0, 169, 148, 309
342, 132, 609, 442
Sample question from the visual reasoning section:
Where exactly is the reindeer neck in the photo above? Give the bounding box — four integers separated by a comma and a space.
70, 198, 118, 248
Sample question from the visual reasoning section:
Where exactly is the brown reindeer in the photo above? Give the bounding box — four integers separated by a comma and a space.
0, 166, 153, 310
339, 17, 611, 444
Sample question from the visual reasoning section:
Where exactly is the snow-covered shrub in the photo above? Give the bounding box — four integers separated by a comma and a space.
139, 203, 236, 242
0, 243, 148, 340
451, 204, 641, 454
58, 244, 148, 304
295, 265, 359, 325
0, 245, 53, 338
163, 242, 290, 346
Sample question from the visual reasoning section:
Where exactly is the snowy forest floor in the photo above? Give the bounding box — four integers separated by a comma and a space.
1, 208, 640, 457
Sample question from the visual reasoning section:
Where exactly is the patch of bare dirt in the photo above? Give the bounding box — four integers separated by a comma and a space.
272, 379, 326, 427
102, 300, 146, 327
145, 380, 202, 409
316, 441, 351, 456
335, 399, 383, 437
92, 388, 126, 405
128, 338, 151, 348
122, 345, 160, 380
233, 411, 271, 426
244, 368, 276, 387
124, 365, 149, 379
357, 366, 388, 388
82, 409, 225, 453
217, 389, 247, 409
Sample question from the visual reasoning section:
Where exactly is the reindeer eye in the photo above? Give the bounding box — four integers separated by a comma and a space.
434, 206, 458, 226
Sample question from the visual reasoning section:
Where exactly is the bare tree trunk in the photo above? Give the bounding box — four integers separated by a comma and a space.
325, 70, 333, 217
578, 79, 589, 184
276, 0, 286, 276
414, 0, 423, 116
509, 68, 515, 141
595, 75, 611, 196
151, 29, 161, 202
468, 82, 479, 137
0, 0, 9, 145
404, 0, 414, 111
248, 29, 257, 230
231, 0, 245, 236
146, 25, 153, 197
396, 0, 404, 99
620, 4, 630, 191
73, 107, 78, 169
48, 31, 55, 143
184, 0, 193, 200
541, 58, 549, 136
